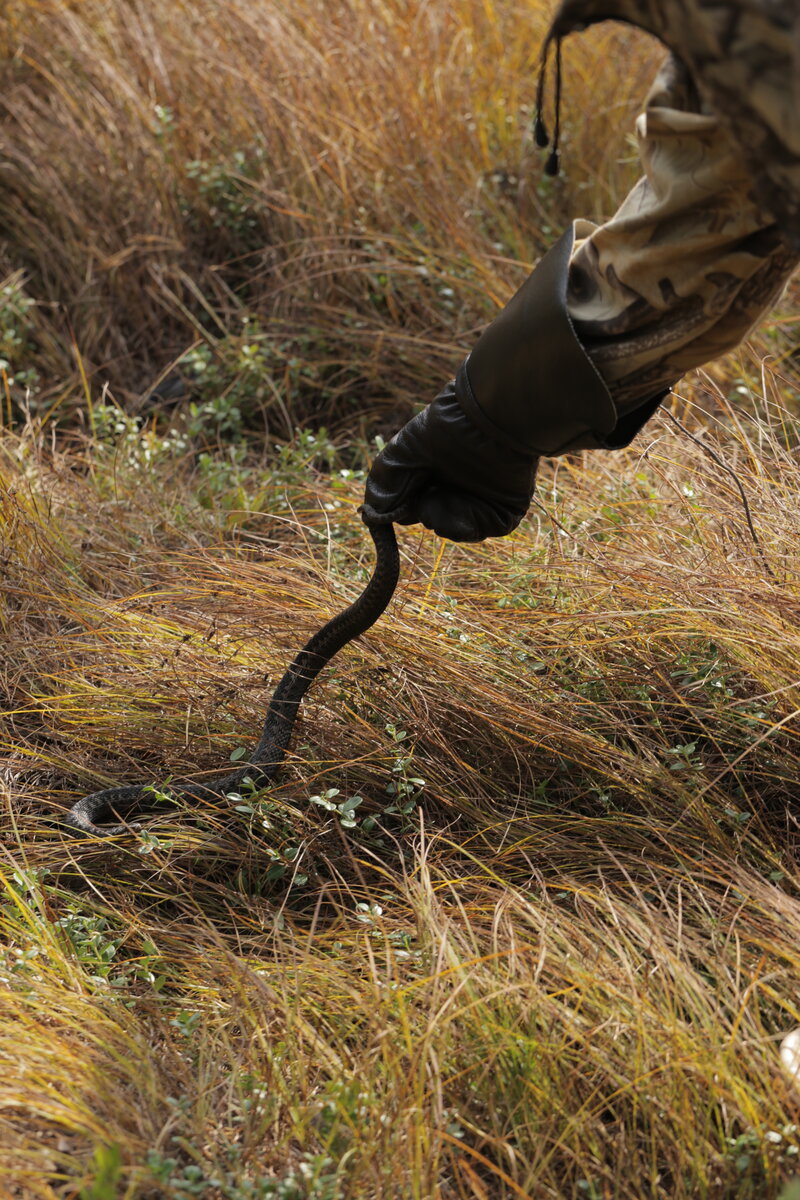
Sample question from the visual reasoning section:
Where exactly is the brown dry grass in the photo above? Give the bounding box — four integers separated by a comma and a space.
2, 1, 800, 1198
0, 0, 662, 426
3, 369, 800, 1198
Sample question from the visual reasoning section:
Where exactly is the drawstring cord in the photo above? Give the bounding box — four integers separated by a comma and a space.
533, 31, 563, 177
533, 36, 551, 148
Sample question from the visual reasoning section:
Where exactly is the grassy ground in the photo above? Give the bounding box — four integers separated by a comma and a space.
2, 1, 800, 1198
1, 0, 662, 429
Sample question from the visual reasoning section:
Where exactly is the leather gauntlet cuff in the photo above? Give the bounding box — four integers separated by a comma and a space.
458, 226, 667, 457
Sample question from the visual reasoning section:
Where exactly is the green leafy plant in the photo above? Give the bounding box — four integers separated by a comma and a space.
145, 1148, 342, 1199
0, 272, 40, 401
381, 723, 425, 821
308, 787, 363, 828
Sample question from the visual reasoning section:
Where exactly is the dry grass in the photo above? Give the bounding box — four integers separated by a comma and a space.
3, 368, 800, 1198
0, 0, 662, 425
2, 0, 800, 1197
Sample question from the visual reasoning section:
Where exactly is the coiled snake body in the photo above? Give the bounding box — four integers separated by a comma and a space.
64, 520, 399, 836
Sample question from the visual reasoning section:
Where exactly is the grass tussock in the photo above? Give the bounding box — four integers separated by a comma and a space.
0, 0, 664, 427
3, 371, 800, 1197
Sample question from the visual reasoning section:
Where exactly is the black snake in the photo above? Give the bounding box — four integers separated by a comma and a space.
63, 519, 399, 836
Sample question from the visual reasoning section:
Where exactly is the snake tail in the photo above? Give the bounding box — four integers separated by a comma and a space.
62, 521, 400, 836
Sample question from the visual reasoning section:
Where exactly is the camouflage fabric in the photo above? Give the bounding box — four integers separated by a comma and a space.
543, 0, 800, 419
549, 0, 800, 246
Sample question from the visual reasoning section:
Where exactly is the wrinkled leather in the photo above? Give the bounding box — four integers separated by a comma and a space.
461, 226, 618, 455
361, 382, 538, 541
363, 225, 666, 541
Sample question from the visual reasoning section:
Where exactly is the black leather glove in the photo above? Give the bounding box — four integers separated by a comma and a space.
362, 379, 539, 541
363, 227, 667, 542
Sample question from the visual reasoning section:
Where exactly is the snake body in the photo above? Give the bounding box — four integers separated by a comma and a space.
63, 521, 399, 836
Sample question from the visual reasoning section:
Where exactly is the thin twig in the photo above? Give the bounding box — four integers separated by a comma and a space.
663, 409, 775, 580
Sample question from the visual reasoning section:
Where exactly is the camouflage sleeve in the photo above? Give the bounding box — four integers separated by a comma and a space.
565, 53, 799, 418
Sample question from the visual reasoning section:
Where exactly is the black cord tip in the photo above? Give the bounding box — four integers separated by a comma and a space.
533, 115, 549, 148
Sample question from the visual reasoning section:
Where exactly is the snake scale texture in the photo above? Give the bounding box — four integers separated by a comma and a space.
63, 521, 399, 836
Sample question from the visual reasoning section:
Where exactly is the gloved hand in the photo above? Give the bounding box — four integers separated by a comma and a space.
363, 227, 666, 542
361, 379, 539, 541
